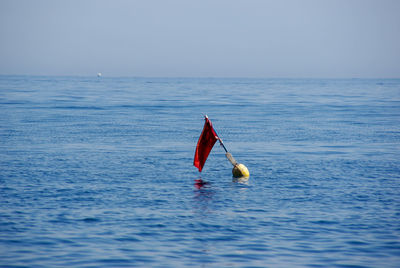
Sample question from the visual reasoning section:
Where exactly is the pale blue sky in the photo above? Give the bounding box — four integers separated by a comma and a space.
1, 0, 399, 78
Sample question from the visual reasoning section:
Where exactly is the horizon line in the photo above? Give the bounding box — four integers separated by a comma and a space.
1, 73, 400, 80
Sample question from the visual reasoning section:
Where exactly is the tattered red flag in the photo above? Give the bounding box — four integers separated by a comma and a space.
194, 116, 219, 172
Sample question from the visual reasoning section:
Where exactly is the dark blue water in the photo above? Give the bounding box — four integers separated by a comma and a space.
1, 76, 399, 267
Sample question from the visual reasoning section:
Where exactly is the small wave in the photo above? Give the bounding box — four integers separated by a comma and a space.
114, 237, 141, 242
81, 217, 101, 223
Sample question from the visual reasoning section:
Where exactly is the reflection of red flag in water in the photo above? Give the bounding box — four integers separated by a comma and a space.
194, 116, 219, 172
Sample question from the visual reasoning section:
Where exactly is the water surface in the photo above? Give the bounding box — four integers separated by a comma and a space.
1, 76, 399, 267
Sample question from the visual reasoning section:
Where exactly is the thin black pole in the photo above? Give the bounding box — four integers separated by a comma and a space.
218, 138, 228, 153
204, 115, 238, 166
204, 115, 228, 153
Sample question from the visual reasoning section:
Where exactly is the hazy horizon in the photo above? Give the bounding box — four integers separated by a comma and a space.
2, 74, 400, 80
1, 0, 399, 78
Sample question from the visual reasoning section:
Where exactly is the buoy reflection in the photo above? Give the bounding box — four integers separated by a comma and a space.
232, 177, 249, 184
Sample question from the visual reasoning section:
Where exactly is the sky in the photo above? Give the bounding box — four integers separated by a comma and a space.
0, 0, 399, 78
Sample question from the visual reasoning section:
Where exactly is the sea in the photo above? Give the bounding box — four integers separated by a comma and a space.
0, 75, 399, 267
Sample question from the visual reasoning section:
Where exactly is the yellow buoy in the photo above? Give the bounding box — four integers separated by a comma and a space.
232, 163, 250, 180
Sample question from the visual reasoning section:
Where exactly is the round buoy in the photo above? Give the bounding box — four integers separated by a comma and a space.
232, 163, 250, 180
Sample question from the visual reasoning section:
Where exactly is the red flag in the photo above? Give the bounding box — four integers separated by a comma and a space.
194, 116, 219, 172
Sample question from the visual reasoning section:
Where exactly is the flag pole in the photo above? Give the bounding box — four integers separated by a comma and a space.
204, 115, 237, 166
204, 115, 227, 152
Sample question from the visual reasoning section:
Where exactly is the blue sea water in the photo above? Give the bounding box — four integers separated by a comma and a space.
0, 75, 399, 267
